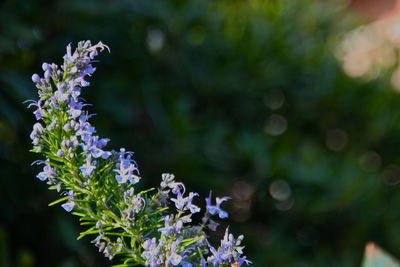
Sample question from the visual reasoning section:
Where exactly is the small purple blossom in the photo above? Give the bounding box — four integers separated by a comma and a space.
114, 148, 140, 184
207, 219, 219, 231
63, 190, 75, 200
169, 239, 183, 266
142, 238, 163, 267
171, 190, 186, 210
67, 99, 83, 119
26, 99, 46, 120
81, 135, 111, 159
77, 122, 96, 139
54, 88, 70, 104
33, 160, 56, 181
60, 191, 75, 212
206, 227, 252, 266
158, 216, 175, 235
171, 190, 200, 214
132, 195, 144, 212
158, 215, 183, 236
61, 201, 75, 212
160, 173, 186, 195
206, 191, 231, 219
122, 188, 144, 222
63, 43, 78, 64
187, 192, 201, 214
79, 154, 96, 178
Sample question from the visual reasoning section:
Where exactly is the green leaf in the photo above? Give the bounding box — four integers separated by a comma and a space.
138, 187, 155, 195
77, 225, 99, 240
71, 212, 87, 217
48, 196, 69, 207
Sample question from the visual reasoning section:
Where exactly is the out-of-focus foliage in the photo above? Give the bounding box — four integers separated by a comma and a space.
337, 16, 400, 90
2, 0, 400, 266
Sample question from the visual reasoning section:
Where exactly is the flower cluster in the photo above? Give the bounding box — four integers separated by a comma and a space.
27, 41, 251, 266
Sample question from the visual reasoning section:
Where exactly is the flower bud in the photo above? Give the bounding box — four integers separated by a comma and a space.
32, 74, 41, 83
44, 70, 51, 81
42, 62, 50, 71
32, 138, 40, 145
57, 149, 65, 157
70, 66, 78, 74
63, 123, 71, 132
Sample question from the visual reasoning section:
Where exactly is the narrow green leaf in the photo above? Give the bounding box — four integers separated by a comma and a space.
77, 228, 99, 240
197, 246, 205, 261
71, 212, 87, 217
138, 187, 155, 195
48, 196, 69, 207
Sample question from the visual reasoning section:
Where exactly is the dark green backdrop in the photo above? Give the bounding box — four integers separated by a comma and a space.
1, 0, 400, 266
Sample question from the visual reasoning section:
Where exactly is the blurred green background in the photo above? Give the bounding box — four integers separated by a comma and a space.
2, 0, 400, 266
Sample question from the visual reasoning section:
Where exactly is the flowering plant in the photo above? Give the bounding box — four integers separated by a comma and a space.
27, 40, 251, 266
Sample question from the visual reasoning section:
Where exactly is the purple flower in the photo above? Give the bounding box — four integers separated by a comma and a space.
206, 228, 251, 266
81, 135, 111, 159
61, 201, 75, 212
75, 76, 90, 87
205, 191, 231, 219
158, 216, 184, 236
207, 219, 219, 231
170, 254, 182, 266
26, 99, 46, 120
81, 65, 96, 77
89, 49, 98, 59
158, 215, 175, 235
171, 189, 186, 210
77, 121, 96, 139
181, 261, 192, 267
79, 154, 96, 178
160, 173, 185, 194
67, 99, 83, 119
33, 160, 56, 181
169, 239, 183, 266
49, 96, 59, 109
55, 92, 69, 104
114, 148, 139, 184
142, 238, 162, 266
187, 192, 200, 214
89, 41, 110, 57
63, 43, 78, 64
132, 195, 144, 212
71, 87, 81, 100
171, 190, 200, 214
208, 245, 223, 265
62, 190, 75, 200
60, 191, 76, 212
